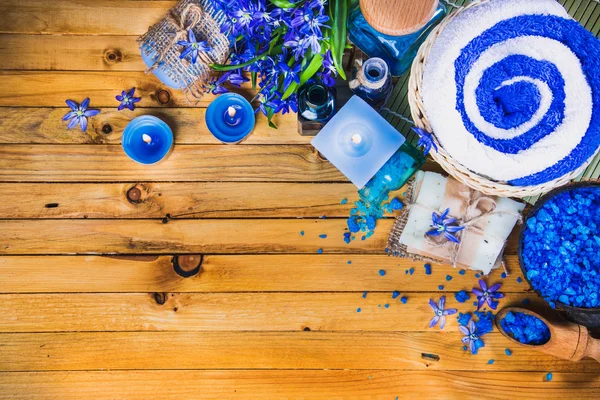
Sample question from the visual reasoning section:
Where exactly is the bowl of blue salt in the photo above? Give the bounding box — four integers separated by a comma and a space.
518, 181, 600, 328
497, 309, 551, 346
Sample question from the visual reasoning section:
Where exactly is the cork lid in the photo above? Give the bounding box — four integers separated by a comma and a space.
360, 0, 439, 36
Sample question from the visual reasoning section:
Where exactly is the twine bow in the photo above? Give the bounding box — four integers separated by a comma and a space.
423, 193, 523, 268
147, 3, 213, 73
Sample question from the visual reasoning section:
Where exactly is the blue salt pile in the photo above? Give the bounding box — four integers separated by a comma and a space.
500, 311, 551, 345
346, 197, 402, 241
521, 186, 600, 308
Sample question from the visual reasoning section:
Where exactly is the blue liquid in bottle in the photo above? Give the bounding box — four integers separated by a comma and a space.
348, 1, 448, 76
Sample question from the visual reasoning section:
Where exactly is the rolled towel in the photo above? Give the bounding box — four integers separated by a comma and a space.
422, 0, 600, 186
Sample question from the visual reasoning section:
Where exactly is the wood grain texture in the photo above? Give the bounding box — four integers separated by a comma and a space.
0, 1, 175, 35
2, 331, 599, 372
0, 145, 343, 182
0, 182, 355, 218
0, 219, 388, 254
0, 71, 255, 107
0, 108, 305, 145
0, 35, 144, 71
0, 255, 528, 293
1, 370, 598, 400
0, 292, 544, 333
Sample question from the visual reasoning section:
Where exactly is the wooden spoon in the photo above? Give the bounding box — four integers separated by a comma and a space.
495, 307, 600, 363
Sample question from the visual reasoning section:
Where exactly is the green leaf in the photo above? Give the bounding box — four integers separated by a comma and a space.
267, 108, 277, 129
251, 72, 257, 90
329, 0, 349, 80
282, 53, 324, 99
210, 56, 264, 72
268, 0, 296, 9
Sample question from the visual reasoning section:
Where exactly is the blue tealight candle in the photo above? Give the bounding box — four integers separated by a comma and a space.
206, 93, 255, 144
122, 115, 174, 165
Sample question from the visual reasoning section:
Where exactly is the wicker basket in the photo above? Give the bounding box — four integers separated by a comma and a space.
408, 0, 596, 198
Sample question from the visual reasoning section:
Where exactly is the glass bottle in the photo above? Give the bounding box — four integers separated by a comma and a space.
298, 83, 337, 123
358, 141, 425, 206
349, 57, 393, 109
347, 1, 448, 76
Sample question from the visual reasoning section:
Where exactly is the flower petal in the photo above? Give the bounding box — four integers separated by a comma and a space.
131, 97, 141, 103
127, 87, 135, 97
461, 336, 470, 343
118, 103, 126, 111
80, 98, 90, 111
438, 295, 445, 310
477, 297, 485, 310
188, 29, 196, 43
439, 316, 446, 330
472, 289, 484, 296
65, 99, 78, 111
479, 279, 488, 291
429, 315, 440, 328
67, 116, 79, 129
488, 300, 499, 310
459, 326, 469, 335
180, 46, 193, 59
116, 95, 124, 101
79, 116, 88, 132
489, 283, 502, 293
469, 320, 476, 333
444, 308, 457, 315
426, 229, 442, 237
428, 299, 438, 312
469, 340, 476, 354
84, 109, 100, 117
62, 111, 76, 121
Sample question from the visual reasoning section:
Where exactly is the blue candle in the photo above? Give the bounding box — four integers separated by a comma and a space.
122, 115, 174, 165
206, 93, 255, 144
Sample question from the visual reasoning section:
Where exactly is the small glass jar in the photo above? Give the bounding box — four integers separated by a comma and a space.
358, 141, 425, 205
347, 1, 448, 76
349, 57, 393, 109
298, 83, 337, 123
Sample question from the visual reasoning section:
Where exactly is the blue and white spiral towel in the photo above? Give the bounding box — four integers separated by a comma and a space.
422, 0, 600, 186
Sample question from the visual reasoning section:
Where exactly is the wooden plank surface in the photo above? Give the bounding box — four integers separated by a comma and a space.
0, 182, 355, 218
2, 331, 599, 372
2, 370, 598, 400
0, 108, 305, 145
0, 255, 528, 293
0, 292, 543, 333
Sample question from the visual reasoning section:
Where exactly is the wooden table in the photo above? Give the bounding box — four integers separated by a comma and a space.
1, 1, 600, 399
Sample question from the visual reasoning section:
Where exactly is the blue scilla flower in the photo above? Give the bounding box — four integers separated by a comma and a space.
116, 88, 141, 111
62, 98, 100, 132
308, 0, 328, 10
206, 73, 230, 95
279, 61, 301, 91
472, 280, 504, 311
319, 50, 338, 87
177, 29, 212, 65
428, 296, 457, 330
427, 208, 465, 244
460, 320, 485, 354
412, 127, 438, 155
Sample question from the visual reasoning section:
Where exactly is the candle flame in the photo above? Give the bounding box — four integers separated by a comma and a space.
351, 133, 362, 144
227, 106, 237, 118
142, 134, 152, 144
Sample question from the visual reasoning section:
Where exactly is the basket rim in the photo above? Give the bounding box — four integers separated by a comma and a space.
408, 0, 599, 198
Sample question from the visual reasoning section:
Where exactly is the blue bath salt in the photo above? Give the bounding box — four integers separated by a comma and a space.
317, 248, 323, 254
357, 308, 361, 313
516, 277, 522, 283
522, 298, 530, 305
341, 198, 348, 205
521, 187, 600, 308
501, 272, 507, 279
474, 311, 495, 335
405, 270, 409, 275
488, 359, 494, 364
454, 290, 470, 303
400, 296, 408, 304
500, 311, 551, 345
459, 270, 466, 275
384, 304, 390, 308
343, 232, 351, 244
446, 275, 452, 281
389, 198, 403, 211
392, 291, 400, 299
347, 260, 352, 264
319, 234, 327, 239
546, 373, 553, 381
320, 215, 326, 219
300, 231, 304, 236
456, 312, 471, 326
463, 346, 468, 351
475, 273, 481, 278
473, 301, 478, 307
409, 268, 414, 275
438, 285, 444, 290
424, 263, 432, 275
505, 348, 512, 356
379, 269, 386, 276
362, 291, 368, 299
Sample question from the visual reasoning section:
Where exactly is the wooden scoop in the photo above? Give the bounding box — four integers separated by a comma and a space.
495, 307, 600, 363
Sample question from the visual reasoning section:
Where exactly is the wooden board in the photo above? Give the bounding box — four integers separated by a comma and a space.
1, 0, 599, 398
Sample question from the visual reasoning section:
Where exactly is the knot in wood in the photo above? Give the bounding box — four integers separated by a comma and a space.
153, 292, 167, 305
103, 49, 122, 64
101, 124, 113, 134
126, 186, 143, 204
172, 255, 203, 278
157, 90, 171, 105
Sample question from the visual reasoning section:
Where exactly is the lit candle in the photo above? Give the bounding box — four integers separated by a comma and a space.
122, 115, 174, 165
206, 93, 255, 144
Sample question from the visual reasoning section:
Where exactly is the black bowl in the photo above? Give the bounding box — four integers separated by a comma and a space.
517, 180, 600, 328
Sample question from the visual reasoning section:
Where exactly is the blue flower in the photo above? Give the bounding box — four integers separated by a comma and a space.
62, 98, 100, 132
279, 61, 301, 91
428, 296, 457, 330
412, 127, 438, 155
177, 29, 212, 64
319, 50, 338, 87
472, 280, 504, 310
426, 208, 465, 243
228, 72, 250, 88
206, 74, 230, 95
460, 320, 485, 354
116, 88, 141, 111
